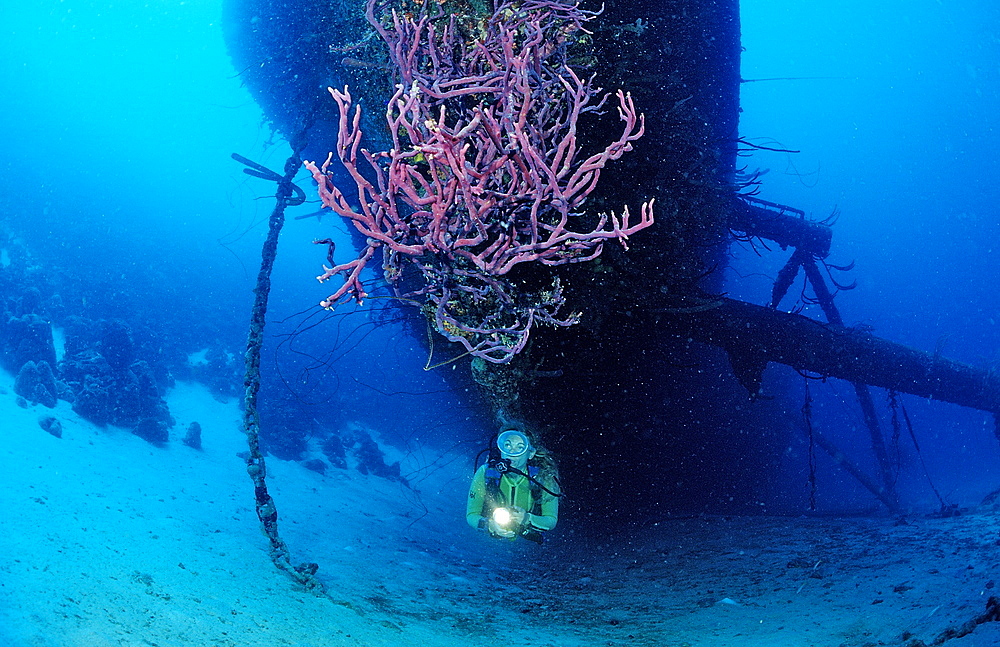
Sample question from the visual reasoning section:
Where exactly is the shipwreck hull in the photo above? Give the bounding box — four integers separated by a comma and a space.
222, 0, 998, 516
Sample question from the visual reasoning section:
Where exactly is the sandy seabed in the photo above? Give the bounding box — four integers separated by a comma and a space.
2, 372, 1000, 647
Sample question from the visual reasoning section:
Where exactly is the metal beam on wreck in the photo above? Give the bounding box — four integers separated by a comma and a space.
654, 297, 1000, 419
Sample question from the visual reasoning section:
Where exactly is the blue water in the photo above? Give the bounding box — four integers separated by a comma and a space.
2, 0, 1000, 642
738, 0, 1000, 510
0, 0, 478, 447
0, 0, 1000, 644
739, 0, 999, 355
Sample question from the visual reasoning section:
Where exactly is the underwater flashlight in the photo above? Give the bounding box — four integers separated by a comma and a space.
492, 507, 512, 527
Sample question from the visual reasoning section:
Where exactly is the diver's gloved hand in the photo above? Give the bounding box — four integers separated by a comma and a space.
508, 506, 527, 529
488, 517, 516, 538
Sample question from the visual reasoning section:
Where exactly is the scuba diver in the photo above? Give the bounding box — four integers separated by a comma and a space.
466, 426, 561, 543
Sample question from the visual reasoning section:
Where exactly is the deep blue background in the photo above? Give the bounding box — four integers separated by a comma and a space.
738, 0, 1000, 510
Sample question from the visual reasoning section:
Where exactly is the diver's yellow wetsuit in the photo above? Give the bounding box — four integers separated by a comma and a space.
466, 464, 559, 535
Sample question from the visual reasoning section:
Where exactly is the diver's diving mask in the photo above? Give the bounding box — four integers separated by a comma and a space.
497, 430, 532, 461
